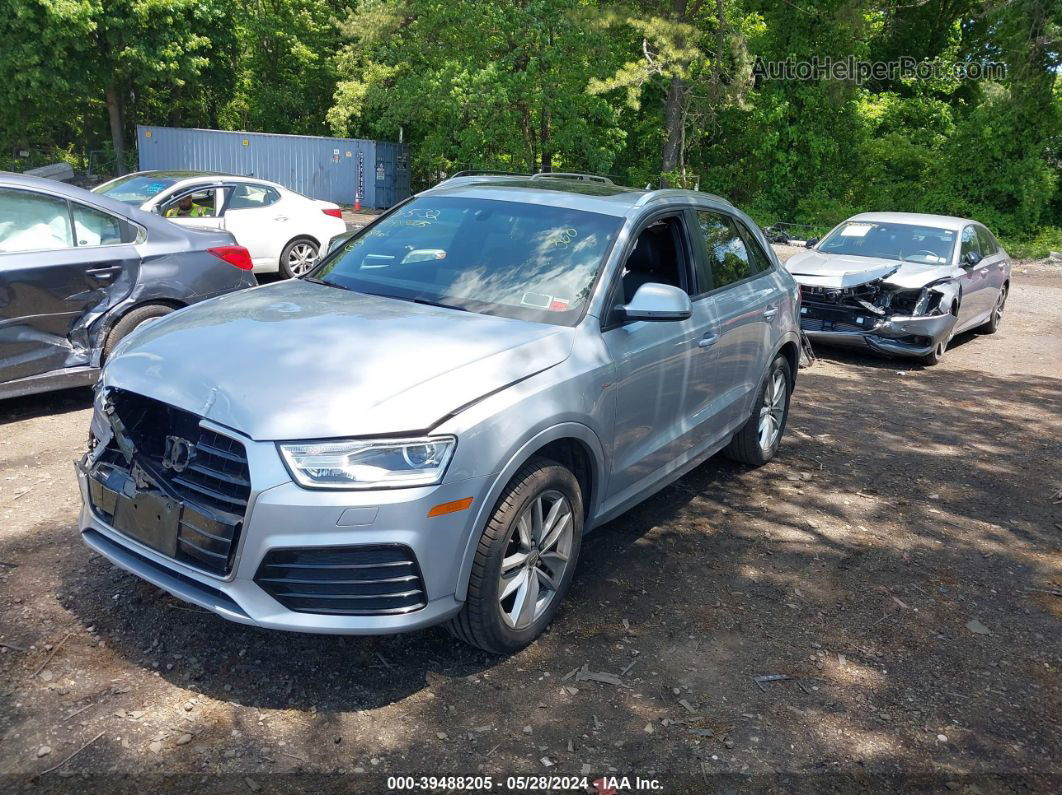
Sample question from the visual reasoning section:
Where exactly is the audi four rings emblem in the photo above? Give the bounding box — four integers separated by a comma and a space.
162, 435, 197, 472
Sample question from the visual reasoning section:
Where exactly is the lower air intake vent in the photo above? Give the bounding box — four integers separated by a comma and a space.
254, 545, 427, 615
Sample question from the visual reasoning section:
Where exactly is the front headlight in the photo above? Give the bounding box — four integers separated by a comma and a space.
278, 436, 456, 489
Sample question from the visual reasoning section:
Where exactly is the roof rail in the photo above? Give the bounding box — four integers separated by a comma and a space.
449, 169, 528, 179
530, 172, 614, 185
633, 188, 731, 208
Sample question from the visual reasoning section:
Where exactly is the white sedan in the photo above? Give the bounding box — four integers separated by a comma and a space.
93, 171, 348, 277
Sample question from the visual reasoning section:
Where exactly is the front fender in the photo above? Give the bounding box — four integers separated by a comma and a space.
452, 421, 606, 602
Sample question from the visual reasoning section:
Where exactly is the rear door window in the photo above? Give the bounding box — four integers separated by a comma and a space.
227, 183, 280, 211
975, 225, 997, 256
736, 221, 772, 272
0, 189, 74, 253
694, 210, 758, 291
72, 203, 127, 246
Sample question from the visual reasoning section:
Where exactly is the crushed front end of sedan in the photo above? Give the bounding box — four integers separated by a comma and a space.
785, 213, 1011, 365
791, 264, 959, 359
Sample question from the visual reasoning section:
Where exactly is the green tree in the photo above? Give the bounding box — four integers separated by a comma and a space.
587, 0, 755, 186
0, 0, 232, 172
329, 0, 624, 183
219, 0, 345, 136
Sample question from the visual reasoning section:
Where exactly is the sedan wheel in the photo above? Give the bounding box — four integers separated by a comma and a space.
922, 337, 947, 366
280, 238, 319, 278
498, 490, 574, 630
981, 284, 1007, 334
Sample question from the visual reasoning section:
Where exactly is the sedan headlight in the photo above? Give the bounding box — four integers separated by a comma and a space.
278, 436, 456, 489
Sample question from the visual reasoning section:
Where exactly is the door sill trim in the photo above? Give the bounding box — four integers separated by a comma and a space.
0, 366, 99, 400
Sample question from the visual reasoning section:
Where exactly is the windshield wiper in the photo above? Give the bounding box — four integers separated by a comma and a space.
302, 276, 349, 291
304, 283, 468, 311
409, 297, 468, 312
369, 292, 468, 311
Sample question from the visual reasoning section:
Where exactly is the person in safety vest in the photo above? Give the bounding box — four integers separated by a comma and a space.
166, 196, 210, 218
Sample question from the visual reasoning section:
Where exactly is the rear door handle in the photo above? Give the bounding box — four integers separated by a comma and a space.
86, 265, 122, 282
697, 333, 718, 349
763, 304, 778, 320
274, 215, 288, 222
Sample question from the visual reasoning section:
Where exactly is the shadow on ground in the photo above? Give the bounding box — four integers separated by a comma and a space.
1, 361, 1059, 788
0, 386, 93, 428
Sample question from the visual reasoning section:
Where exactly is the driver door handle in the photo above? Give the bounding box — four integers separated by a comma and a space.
697, 333, 718, 349
763, 304, 778, 320
273, 215, 288, 222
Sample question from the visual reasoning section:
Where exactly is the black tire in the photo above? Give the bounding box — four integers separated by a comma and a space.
921, 337, 947, 366
102, 304, 175, 361
279, 237, 319, 278
723, 354, 792, 466
447, 457, 583, 654
979, 283, 1007, 334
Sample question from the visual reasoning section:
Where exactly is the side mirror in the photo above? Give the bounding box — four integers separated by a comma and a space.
962, 251, 982, 268
621, 282, 692, 322
804, 237, 819, 248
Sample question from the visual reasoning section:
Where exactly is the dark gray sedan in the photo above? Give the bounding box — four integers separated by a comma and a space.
0, 172, 257, 399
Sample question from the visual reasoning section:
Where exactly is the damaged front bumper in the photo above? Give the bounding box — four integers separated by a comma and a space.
799, 303, 957, 357
75, 387, 484, 635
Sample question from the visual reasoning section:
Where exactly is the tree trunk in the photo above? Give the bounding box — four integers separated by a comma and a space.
105, 84, 126, 176
660, 74, 686, 182
660, 0, 691, 186
539, 106, 552, 173
539, 23, 555, 174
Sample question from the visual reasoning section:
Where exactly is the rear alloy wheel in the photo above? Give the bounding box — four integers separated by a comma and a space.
280, 238, 319, 278
723, 354, 792, 466
980, 284, 1007, 334
447, 458, 583, 654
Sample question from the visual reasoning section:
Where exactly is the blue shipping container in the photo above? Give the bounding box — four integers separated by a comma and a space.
136, 125, 410, 208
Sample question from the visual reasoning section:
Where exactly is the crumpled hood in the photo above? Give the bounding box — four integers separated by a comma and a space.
102, 280, 574, 440
786, 250, 950, 289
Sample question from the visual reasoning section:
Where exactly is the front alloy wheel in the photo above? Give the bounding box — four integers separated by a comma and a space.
922, 337, 947, 366
498, 490, 574, 630
447, 458, 583, 654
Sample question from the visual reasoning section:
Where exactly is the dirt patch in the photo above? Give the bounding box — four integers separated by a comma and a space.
1, 257, 1059, 791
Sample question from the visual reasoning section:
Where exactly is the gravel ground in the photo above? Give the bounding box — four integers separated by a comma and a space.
1, 254, 1059, 792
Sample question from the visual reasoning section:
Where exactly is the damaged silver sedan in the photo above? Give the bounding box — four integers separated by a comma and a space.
785, 212, 1010, 365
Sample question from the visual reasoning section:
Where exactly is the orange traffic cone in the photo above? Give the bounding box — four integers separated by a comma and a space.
354, 195, 361, 212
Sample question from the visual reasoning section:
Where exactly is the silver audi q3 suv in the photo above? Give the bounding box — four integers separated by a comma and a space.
78, 174, 801, 653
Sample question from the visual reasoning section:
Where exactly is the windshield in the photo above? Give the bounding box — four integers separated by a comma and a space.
313, 197, 622, 326
94, 175, 178, 205
818, 221, 956, 265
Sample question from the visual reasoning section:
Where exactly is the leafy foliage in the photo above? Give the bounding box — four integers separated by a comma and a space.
0, 0, 1058, 243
